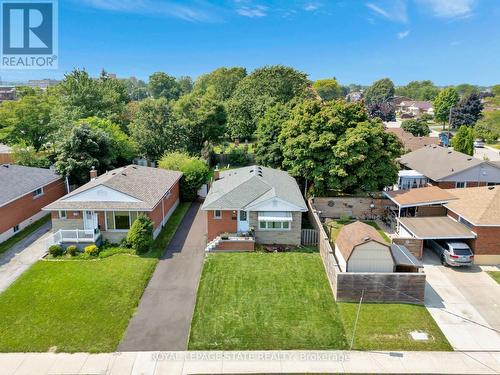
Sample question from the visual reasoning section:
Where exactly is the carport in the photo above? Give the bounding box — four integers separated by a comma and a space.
398, 216, 477, 240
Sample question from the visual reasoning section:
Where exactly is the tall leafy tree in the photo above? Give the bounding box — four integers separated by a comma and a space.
433, 87, 459, 125
227, 65, 310, 139
124, 77, 150, 101
395, 80, 440, 101
149, 72, 181, 100
452, 125, 475, 156
177, 76, 194, 96
280, 100, 402, 194
454, 83, 479, 98
194, 67, 247, 101
312, 78, 343, 101
451, 92, 484, 127
364, 78, 396, 121
254, 103, 290, 169
129, 98, 186, 162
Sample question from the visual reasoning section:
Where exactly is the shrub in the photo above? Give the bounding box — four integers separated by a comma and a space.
228, 147, 249, 166
84, 245, 100, 256
159, 152, 210, 201
48, 245, 63, 257
126, 214, 153, 254
401, 118, 430, 136
65, 245, 78, 256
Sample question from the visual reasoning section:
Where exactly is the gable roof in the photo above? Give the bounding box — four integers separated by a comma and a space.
386, 128, 439, 152
201, 166, 307, 211
335, 221, 388, 262
399, 145, 486, 181
384, 186, 457, 207
44, 165, 182, 211
0, 164, 61, 207
445, 186, 500, 225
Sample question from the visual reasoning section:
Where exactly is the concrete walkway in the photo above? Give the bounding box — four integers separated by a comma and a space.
2, 350, 500, 374
0, 221, 51, 293
118, 202, 207, 351
424, 252, 500, 351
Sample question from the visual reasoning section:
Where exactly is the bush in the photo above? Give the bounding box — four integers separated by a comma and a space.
228, 147, 249, 166
84, 245, 100, 256
126, 214, 153, 254
48, 245, 63, 257
401, 118, 430, 136
158, 152, 210, 201
65, 245, 78, 256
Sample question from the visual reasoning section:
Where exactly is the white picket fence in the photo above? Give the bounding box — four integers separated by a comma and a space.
301, 229, 319, 246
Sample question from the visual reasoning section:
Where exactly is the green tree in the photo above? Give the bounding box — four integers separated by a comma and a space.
454, 83, 479, 98
452, 125, 475, 156
158, 152, 210, 201
395, 80, 440, 101
11, 143, 51, 168
149, 72, 181, 100
475, 111, 500, 143
126, 214, 154, 254
364, 78, 396, 121
123, 77, 149, 101
227, 65, 310, 139
129, 98, 186, 162
451, 92, 484, 128
401, 118, 431, 136
433, 87, 459, 124
0, 90, 57, 150
194, 67, 247, 101
312, 78, 343, 101
254, 103, 290, 168
177, 76, 194, 96
55, 123, 112, 185
280, 100, 402, 195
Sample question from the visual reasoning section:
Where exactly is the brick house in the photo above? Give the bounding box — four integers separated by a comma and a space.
43, 165, 181, 247
397, 145, 500, 189
202, 166, 308, 251
0, 164, 66, 243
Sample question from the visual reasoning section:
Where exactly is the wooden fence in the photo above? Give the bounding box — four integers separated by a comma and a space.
301, 229, 318, 246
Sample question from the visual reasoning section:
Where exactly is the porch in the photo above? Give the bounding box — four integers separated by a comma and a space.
44, 228, 102, 250
206, 233, 255, 252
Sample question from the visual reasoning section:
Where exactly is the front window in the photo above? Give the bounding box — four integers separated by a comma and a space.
114, 211, 131, 230
59, 211, 67, 220
214, 210, 222, 219
32, 187, 44, 198
455, 182, 467, 188
258, 221, 291, 231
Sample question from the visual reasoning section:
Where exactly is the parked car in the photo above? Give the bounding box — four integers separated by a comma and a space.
474, 139, 485, 148
427, 240, 474, 267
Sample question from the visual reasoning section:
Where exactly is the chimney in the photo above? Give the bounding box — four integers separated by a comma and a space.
214, 167, 220, 181
90, 166, 98, 180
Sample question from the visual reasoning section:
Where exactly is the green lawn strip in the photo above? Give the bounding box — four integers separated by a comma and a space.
189, 252, 348, 350
338, 302, 452, 351
0, 202, 191, 353
325, 220, 390, 244
0, 214, 51, 255
487, 271, 500, 284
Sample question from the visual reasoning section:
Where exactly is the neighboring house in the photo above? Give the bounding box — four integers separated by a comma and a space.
0, 86, 16, 102
0, 144, 13, 164
202, 166, 308, 251
386, 128, 440, 153
334, 221, 422, 273
0, 164, 65, 243
397, 100, 434, 116
43, 165, 182, 247
398, 145, 500, 189
346, 90, 363, 102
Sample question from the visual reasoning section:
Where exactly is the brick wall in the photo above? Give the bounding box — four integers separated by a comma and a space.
0, 178, 65, 234
437, 181, 488, 189
215, 240, 255, 251
470, 226, 500, 256
207, 210, 237, 241
148, 181, 180, 230
249, 211, 302, 246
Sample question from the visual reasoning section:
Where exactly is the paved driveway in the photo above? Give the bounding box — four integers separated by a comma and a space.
424, 251, 500, 351
119, 202, 207, 351
0, 221, 52, 293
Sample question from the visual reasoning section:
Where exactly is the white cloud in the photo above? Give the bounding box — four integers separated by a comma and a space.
366, 1, 408, 23
236, 5, 268, 17
416, 0, 476, 19
397, 30, 410, 39
304, 3, 320, 11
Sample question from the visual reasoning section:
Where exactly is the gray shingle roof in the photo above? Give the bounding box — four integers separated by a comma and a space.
44, 165, 182, 211
399, 145, 485, 181
0, 164, 61, 206
202, 166, 307, 211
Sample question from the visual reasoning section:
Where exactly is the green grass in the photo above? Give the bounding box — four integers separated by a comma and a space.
0, 202, 191, 353
189, 252, 348, 350
325, 220, 390, 244
487, 271, 500, 284
338, 303, 452, 351
0, 214, 50, 255
487, 144, 500, 150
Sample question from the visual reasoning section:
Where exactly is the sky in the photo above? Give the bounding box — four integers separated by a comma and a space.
1, 0, 499, 86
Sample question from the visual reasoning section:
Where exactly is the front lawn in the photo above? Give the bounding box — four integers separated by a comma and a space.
0, 202, 191, 353
488, 271, 500, 284
189, 252, 348, 350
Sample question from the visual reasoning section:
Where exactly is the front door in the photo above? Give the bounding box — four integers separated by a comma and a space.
237, 210, 249, 233
83, 211, 97, 232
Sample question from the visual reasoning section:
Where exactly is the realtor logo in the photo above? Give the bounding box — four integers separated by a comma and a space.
1, 0, 58, 69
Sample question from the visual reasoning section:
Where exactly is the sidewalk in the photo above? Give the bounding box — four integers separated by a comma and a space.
1, 350, 500, 374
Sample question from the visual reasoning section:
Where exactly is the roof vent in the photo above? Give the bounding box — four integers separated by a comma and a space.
467, 158, 472, 161
448, 151, 452, 154
122, 173, 127, 176
488, 186, 495, 190
363, 236, 371, 242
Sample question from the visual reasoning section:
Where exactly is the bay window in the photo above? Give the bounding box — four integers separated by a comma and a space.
258, 211, 292, 231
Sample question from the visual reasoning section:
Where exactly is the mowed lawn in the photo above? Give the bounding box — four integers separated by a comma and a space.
488, 271, 500, 284
0, 202, 191, 353
189, 252, 348, 350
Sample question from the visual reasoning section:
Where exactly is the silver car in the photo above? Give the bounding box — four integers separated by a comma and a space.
427, 240, 474, 267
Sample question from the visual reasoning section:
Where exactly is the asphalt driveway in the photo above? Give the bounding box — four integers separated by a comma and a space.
423, 250, 500, 351
118, 202, 207, 351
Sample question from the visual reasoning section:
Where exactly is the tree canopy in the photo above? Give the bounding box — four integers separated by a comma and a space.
194, 67, 247, 101
312, 78, 343, 101
364, 78, 396, 121
395, 80, 439, 101
433, 87, 459, 124
451, 92, 483, 128
149, 72, 182, 101
401, 118, 431, 136
452, 125, 475, 156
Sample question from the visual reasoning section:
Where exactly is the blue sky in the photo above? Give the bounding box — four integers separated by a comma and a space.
1, 0, 499, 85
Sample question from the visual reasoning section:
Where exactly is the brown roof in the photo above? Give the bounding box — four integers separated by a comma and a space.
399, 216, 476, 239
336, 221, 388, 261
385, 186, 457, 207
386, 128, 439, 152
446, 186, 500, 225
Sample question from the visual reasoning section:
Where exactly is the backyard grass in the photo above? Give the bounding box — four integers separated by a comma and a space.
487, 271, 500, 284
0, 214, 50, 255
189, 252, 348, 350
0, 202, 191, 353
338, 303, 452, 351
326, 220, 390, 243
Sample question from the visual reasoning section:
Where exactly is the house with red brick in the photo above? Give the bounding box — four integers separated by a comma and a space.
202, 166, 308, 251
397, 145, 500, 190
43, 165, 181, 247
0, 164, 66, 244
